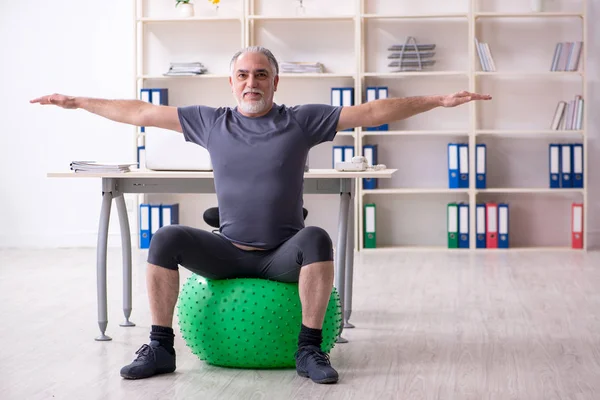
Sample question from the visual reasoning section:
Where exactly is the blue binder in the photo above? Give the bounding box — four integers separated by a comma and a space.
572, 143, 583, 188
498, 203, 509, 248
161, 204, 180, 226
342, 87, 354, 132
458, 203, 469, 248
476, 144, 486, 189
448, 143, 459, 188
139, 204, 151, 249
458, 143, 469, 188
363, 145, 378, 189
365, 87, 378, 131
332, 146, 344, 168
476, 203, 486, 248
376, 87, 389, 131
560, 144, 573, 188
549, 144, 560, 188
150, 88, 169, 106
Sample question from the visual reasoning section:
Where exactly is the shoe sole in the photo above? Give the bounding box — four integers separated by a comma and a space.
297, 370, 339, 384
121, 367, 176, 380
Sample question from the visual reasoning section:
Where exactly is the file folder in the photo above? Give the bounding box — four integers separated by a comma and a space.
150, 204, 162, 239
476, 203, 486, 248
331, 88, 342, 107
572, 203, 583, 249
498, 203, 509, 248
486, 203, 498, 248
364, 203, 376, 248
365, 87, 378, 131
458, 203, 469, 248
332, 146, 344, 168
458, 144, 469, 188
150, 88, 169, 106
137, 145, 146, 170
447, 203, 458, 248
161, 204, 180, 227
448, 143, 459, 188
549, 144, 560, 188
572, 144, 583, 188
476, 144, 487, 189
139, 89, 151, 133
376, 87, 389, 131
342, 87, 354, 132
363, 145, 378, 189
139, 203, 151, 249
561, 144, 572, 188
344, 146, 354, 161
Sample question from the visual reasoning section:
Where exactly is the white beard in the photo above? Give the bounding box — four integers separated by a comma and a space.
238, 97, 267, 114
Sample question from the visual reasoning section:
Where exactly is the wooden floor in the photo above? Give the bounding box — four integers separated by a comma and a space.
1, 248, 599, 400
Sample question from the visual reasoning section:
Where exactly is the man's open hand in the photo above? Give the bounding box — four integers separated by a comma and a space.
30, 93, 77, 109
441, 91, 492, 107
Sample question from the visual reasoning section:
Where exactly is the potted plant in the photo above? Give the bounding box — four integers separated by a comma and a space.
176, 0, 194, 17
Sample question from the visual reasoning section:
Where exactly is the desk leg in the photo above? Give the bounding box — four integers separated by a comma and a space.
115, 195, 135, 328
344, 195, 355, 329
335, 191, 350, 344
96, 190, 112, 341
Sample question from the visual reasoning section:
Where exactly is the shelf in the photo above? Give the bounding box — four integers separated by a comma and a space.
360, 246, 580, 252
363, 71, 468, 78
475, 71, 583, 77
279, 73, 355, 79
362, 130, 468, 136
137, 17, 242, 23
476, 188, 584, 194
362, 13, 468, 20
363, 188, 469, 195
476, 129, 584, 136
474, 12, 583, 18
247, 15, 354, 21
138, 74, 230, 80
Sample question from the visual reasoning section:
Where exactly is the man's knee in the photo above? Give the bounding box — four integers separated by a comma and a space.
148, 225, 185, 271
299, 226, 333, 265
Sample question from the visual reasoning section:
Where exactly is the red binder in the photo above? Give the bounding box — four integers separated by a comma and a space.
486, 203, 498, 248
572, 203, 583, 249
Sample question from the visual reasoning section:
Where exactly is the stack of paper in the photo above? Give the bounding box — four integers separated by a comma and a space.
280, 61, 325, 73
163, 62, 207, 76
70, 161, 137, 173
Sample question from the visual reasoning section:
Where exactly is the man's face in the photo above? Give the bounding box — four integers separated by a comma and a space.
230, 52, 279, 117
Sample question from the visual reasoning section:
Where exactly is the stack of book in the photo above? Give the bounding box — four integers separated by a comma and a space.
550, 41, 583, 71
279, 61, 325, 73
70, 161, 137, 173
475, 38, 496, 72
550, 95, 584, 130
163, 62, 207, 76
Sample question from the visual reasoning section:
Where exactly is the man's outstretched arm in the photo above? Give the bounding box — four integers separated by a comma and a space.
336, 91, 492, 131
30, 94, 183, 133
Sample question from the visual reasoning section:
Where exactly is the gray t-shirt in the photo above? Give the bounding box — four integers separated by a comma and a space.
177, 103, 343, 249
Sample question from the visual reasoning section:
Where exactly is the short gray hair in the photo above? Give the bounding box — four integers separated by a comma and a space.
229, 46, 279, 76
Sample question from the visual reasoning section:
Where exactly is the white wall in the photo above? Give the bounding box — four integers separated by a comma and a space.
0, 0, 598, 249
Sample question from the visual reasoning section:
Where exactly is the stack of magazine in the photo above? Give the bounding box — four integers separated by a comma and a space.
70, 161, 137, 173
163, 62, 207, 76
280, 61, 325, 73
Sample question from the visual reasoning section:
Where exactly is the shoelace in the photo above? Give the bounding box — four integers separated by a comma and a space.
134, 344, 154, 362
297, 347, 331, 366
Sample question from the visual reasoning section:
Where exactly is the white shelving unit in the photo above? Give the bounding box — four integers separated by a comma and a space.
134, 0, 588, 252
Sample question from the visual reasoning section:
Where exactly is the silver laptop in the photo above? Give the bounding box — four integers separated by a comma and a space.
144, 126, 213, 171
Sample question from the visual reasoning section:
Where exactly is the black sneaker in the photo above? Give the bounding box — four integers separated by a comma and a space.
120, 340, 176, 380
295, 345, 339, 384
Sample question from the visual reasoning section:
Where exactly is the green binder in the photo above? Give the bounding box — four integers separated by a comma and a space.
447, 203, 459, 248
364, 203, 376, 248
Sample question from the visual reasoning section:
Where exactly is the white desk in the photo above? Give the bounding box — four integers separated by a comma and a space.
48, 169, 396, 343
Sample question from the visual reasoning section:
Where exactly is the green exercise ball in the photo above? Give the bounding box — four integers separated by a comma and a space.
176, 275, 342, 369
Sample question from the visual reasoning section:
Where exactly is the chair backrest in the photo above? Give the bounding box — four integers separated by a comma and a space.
203, 207, 308, 228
